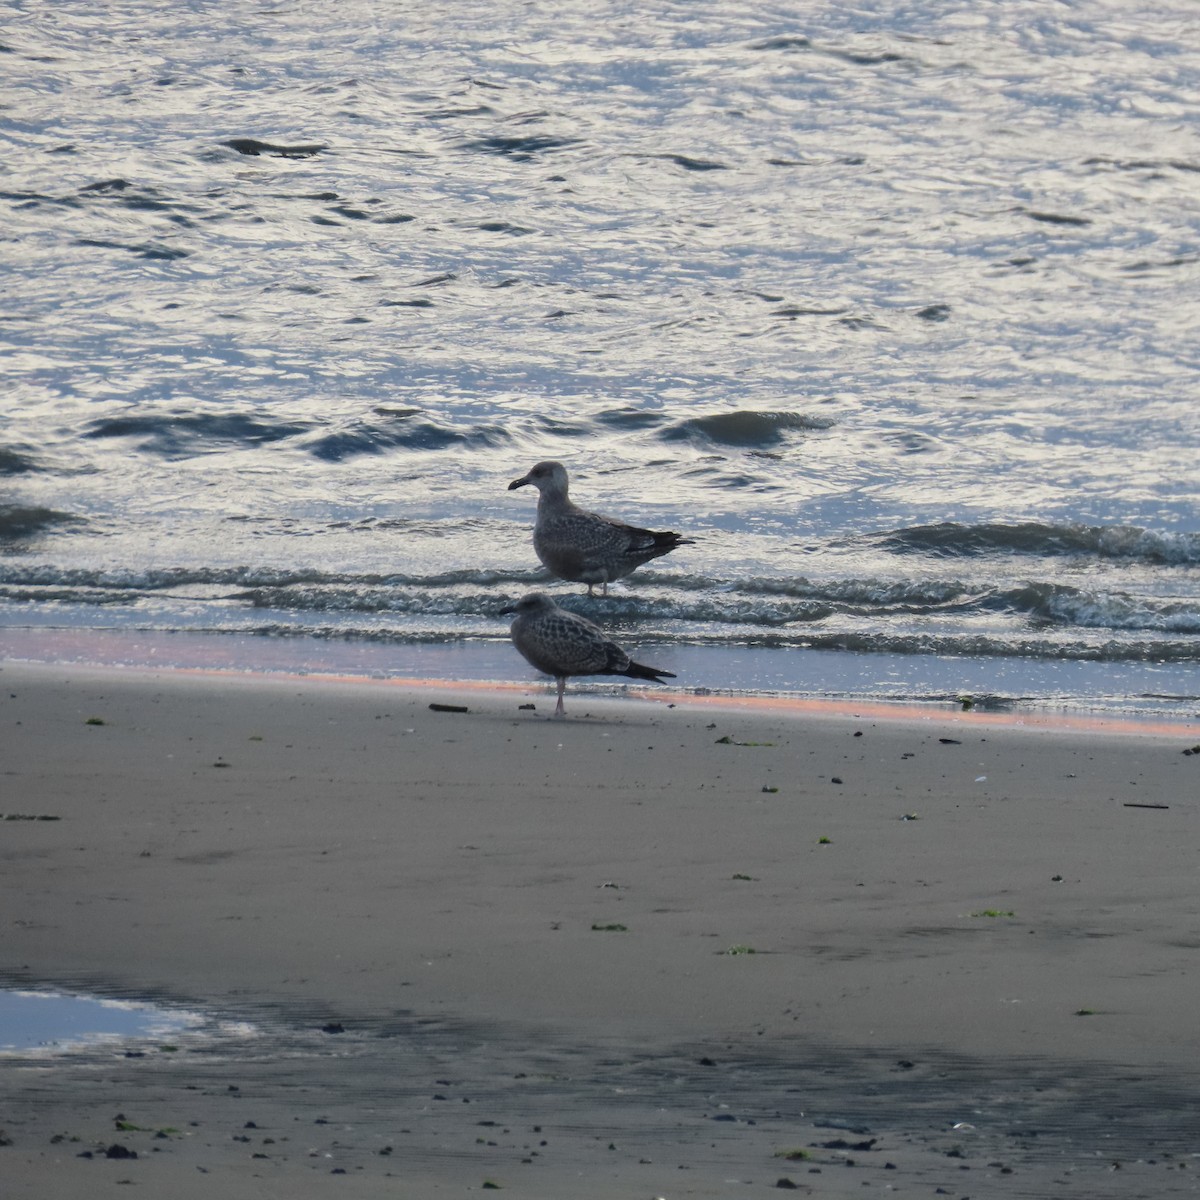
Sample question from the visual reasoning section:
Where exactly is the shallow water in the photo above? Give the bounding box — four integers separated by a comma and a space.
0, 988, 204, 1053
3, 1, 1199, 716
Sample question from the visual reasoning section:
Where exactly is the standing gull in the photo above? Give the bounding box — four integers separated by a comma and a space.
508, 461, 694, 596
503, 592, 676, 716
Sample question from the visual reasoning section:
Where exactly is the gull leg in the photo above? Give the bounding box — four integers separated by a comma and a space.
586, 583, 595, 597
601, 580, 609, 597
554, 677, 566, 717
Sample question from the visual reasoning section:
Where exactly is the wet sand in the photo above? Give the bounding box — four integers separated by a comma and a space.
1, 660, 1197, 1198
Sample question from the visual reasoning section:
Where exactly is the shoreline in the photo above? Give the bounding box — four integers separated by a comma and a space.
5, 654, 1200, 741
1, 659, 1197, 1197
3, 622, 1199, 731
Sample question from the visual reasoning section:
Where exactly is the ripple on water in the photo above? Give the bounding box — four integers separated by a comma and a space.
0, 505, 83, 542
83, 413, 312, 458
661, 411, 836, 448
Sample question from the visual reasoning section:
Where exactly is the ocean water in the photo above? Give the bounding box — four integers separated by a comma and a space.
3, 1, 1199, 718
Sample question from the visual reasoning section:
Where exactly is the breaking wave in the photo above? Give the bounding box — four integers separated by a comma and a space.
874, 521, 1200, 566
3, 562, 1198, 658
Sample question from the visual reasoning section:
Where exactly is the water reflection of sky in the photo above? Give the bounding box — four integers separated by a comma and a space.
0, 989, 204, 1053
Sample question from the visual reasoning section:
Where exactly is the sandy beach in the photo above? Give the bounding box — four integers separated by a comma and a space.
1, 660, 1197, 1198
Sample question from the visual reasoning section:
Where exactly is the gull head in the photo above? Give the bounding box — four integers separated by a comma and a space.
500, 592, 559, 618
508, 461, 569, 497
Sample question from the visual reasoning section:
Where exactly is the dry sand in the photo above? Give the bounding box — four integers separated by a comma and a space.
1, 660, 1197, 1198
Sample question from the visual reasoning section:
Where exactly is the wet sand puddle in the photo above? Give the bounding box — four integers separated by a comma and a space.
0, 987, 249, 1055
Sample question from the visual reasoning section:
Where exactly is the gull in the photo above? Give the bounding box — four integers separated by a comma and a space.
503, 592, 676, 716
507, 461, 693, 596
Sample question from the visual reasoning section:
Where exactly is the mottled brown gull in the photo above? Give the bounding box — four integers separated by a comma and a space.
502, 592, 676, 716
507, 460, 694, 596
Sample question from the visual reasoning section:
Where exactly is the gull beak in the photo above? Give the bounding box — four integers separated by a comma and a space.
499, 603, 518, 615
507, 473, 530, 491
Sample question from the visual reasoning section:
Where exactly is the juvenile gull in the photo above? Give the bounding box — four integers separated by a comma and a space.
508, 461, 694, 596
503, 592, 676, 716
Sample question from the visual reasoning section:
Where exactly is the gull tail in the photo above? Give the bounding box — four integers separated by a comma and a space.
621, 660, 676, 684
647, 530, 694, 549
